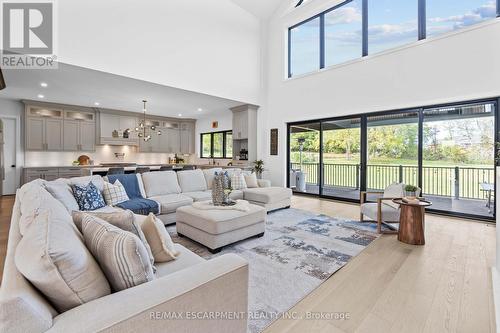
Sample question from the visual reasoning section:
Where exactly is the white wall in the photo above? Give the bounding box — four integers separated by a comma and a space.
261, 2, 500, 186
0, 98, 24, 190
58, 0, 262, 104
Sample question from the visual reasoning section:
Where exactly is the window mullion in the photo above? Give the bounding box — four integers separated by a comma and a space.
320, 14, 325, 69
362, 0, 368, 56
418, 0, 426, 40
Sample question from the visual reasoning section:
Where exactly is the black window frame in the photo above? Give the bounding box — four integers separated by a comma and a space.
200, 130, 233, 159
288, 0, 499, 78
286, 97, 499, 222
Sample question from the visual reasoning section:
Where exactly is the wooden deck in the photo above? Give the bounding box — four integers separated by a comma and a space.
297, 185, 494, 218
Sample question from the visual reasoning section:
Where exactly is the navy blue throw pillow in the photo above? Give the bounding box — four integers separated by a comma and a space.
72, 181, 106, 211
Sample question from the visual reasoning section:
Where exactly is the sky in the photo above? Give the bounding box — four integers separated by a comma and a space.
291, 0, 496, 76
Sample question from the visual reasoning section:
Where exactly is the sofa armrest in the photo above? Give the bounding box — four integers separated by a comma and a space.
257, 179, 271, 188
47, 254, 248, 333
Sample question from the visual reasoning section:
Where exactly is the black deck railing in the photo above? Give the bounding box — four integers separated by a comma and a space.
291, 162, 495, 200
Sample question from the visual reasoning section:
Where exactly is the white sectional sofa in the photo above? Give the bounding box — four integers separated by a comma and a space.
138, 168, 292, 225
0, 179, 249, 333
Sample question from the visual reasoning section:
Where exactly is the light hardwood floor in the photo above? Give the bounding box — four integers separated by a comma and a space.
0, 194, 496, 332
265, 195, 496, 333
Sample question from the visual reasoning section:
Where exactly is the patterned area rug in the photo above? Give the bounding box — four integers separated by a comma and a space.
167, 208, 381, 333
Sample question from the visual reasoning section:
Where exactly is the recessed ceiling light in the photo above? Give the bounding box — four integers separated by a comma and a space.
40, 82, 48, 88
178, 113, 183, 117
94, 102, 100, 106
37, 94, 45, 99
197, 108, 203, 112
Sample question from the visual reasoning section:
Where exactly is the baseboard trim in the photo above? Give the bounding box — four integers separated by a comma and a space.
491, 267, 500, 332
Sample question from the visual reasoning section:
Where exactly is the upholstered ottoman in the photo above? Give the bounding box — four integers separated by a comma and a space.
243, 187, 293, 212
176, 203, 266, 253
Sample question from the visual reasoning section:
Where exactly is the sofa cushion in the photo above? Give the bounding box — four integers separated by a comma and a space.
183, 191, 212, 202
66, 175, 105, 193
72, 210, 155, 266
154, 244, 205, 277
102, 180, 129, 206
383, 183, 405, 209
176, 204, 266, 235
243, 187, 293, 204
141, 213, 179, 263
115, 198, 160, 216
142, 171, 181, 197
203, 168, 223, 189
177, 169, 208, 193
72, 181, 106, 211
44, 180, 79, 212
18, 183, 50, 236
15, 210, 111, 312
149, 194, 193, 214
81, 214, 155, 292
229, 190, 244, 200
361, 202, 400, 222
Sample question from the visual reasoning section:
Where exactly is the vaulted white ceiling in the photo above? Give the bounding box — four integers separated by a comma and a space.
230, 0, 284, 18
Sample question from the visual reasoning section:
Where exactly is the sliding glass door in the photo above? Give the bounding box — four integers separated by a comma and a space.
287, 98, 497, 220
366, 112, 419, 192
289, 122, 320, 194
422, 102, 495, 218
321, 118, 361, 200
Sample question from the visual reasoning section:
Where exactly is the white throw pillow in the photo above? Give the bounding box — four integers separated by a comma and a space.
102, 180, 129, 206
383, 183, 405, 209
231, 173, 247, 190
203, 168, 223, 189
244, 173, 259, 188
81, 214, 155, 292
141, 213, 179, 263
44, 180, 79, 212
15, 210, 111, 312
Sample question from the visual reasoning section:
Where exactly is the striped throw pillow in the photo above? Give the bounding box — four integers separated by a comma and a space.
103, 180, 129, 206
81, 214, 154, 292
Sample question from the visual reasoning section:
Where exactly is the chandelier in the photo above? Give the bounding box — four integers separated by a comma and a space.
135, 100, 161, 142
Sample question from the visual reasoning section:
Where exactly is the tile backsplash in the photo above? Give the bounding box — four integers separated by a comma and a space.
25, 145, 194, 167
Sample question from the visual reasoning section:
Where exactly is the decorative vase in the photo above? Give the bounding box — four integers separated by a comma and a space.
405, 191, 416, 199
212, 173, 226, 206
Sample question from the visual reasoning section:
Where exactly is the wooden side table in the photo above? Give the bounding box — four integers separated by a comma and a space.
392, 199, 432, 245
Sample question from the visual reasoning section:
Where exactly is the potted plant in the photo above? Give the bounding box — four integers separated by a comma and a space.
404, 184, 419, 199
252, 160, 264, 179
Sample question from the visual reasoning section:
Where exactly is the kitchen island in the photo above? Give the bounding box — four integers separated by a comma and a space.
22, 163, 251, 184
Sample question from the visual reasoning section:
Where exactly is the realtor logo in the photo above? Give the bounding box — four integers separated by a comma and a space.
1, 1, 57, 69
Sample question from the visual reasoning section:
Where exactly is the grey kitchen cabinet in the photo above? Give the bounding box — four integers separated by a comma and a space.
232, 110, 248, 140
23, 167, 86, 184
79, 121, 96, 151
63, 120, 96, 151
180, 122, 195, 154
25, 104, 95, 152
63, 120, 79, 151
26, 117, 45, 150
23, 168, 59, 183
26, 117, 63, 151
45, 119, 64, 150
166, 128, 180, 153
99, 112, 139, 146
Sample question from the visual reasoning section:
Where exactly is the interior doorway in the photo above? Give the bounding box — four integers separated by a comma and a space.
0, 118, 17, 195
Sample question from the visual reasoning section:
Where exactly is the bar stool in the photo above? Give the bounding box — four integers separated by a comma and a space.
107, 167, 125, 175
135, 167, 150, 174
